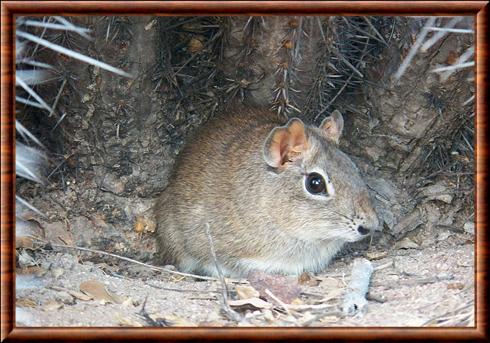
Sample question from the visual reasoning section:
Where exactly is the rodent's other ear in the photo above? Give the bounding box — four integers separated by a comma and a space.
263, 118, 308, 169
320, 110, 344, 144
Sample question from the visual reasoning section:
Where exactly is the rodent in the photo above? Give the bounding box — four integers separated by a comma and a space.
154, 106, 379, 277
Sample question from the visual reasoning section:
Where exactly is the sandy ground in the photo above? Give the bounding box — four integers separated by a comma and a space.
16, 231, 474, 327
14, 154, 475, 328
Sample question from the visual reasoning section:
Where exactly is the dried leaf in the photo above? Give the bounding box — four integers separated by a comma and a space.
42, 300, 63, 311
16, 236, 34, 249
228, 297, 273, 310
17, 266, 44, 276
79, 280, 124, 304
43, 221, 74, 246
163, 314, 197, 327
16, 219, 45, 246
235, 285, 260, 300
365, 251, 388, 260
298, 272, 320, 286
16, 297, 37, 308
115, 313, 143, 327
67, 289, 93, 301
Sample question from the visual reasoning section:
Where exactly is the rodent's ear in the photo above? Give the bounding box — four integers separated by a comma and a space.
263, 118, 308, 169
320, 110, 344, 144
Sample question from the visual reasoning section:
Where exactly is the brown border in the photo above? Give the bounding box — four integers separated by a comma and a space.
0, 1, 487, 15
1, 1, 488, 341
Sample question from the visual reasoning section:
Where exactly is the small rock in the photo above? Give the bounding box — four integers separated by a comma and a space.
17, 250, 37, 267
420, 182, 453, 204
394, 237, 420, 250
188, 37, 204, 53
463, 222, 475, 235
99, 174, 125, 194
54, 290, 75, 305
134, 216, 156, 234
262, 309, 274, 321
51, 268, 65, 279
436, 230, 453, 242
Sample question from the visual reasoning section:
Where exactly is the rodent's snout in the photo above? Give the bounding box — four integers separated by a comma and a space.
355, 191, 380, 234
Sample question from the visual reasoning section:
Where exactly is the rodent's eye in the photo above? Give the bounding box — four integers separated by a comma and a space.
305, 172, 327, 195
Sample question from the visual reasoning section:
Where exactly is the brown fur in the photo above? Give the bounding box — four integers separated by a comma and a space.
154, 106, 378, 277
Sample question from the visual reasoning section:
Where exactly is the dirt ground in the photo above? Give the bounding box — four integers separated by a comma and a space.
15, 186, 474, 327
15, 240, 474, 327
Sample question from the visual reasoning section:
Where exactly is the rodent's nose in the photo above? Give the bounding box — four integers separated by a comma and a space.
356, 191, 379, 233
357, 225, 370, 235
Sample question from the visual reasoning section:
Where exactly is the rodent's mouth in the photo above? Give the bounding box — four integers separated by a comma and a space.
353, 232, 372, 242
313, 225, 370, 243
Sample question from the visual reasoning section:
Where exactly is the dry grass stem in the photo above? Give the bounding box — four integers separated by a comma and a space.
205, 223, 243, 322
264, 289, 291, 316
34, 238, 219, 281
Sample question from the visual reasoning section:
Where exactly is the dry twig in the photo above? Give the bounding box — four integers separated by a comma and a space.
422, 302, 474, 327
205, 223, 243, 322
342, 258, 374, 316
34, 238, 219, 281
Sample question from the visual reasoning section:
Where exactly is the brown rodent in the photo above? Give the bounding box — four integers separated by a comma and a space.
154, 107, 379, 277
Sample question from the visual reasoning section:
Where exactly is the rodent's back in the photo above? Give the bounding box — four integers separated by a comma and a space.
154, 108, 285, 273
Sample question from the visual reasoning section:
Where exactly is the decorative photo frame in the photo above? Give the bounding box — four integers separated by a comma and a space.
1, 1, 487, 341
